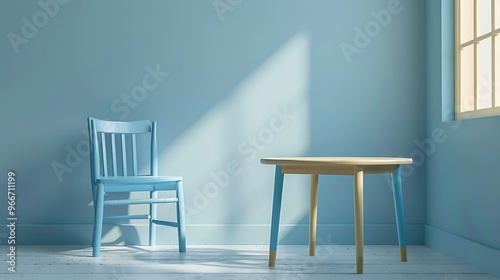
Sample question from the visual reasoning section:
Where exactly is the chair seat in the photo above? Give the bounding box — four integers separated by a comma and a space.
97, 175, 182, 184
96, 176, 183, 192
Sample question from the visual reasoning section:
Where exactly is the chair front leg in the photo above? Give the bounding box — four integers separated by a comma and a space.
149, 191, 158, 246
176, 181, 187, 252
92, 183, 105, 257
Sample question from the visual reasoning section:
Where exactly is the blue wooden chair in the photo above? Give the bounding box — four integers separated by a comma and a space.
87, 117, 186, 257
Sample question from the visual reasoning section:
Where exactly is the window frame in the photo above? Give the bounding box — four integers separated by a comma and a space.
455, 0, 500, 120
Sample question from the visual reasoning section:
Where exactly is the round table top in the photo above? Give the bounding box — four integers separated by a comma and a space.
261, 157, 413, 166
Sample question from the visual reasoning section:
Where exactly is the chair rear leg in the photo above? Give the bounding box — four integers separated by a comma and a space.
92, 184, 105, 257
149, 191, 158, 246
176, 181, 186, 252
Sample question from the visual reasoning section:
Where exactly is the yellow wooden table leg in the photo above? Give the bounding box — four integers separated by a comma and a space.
354, 167, 364, 274
356, 256, 363, 274
310, 174, 319, 256
269, 250, 277, 266
400, 246, 407, 262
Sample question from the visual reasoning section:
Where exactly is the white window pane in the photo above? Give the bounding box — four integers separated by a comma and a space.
477, 0, 492, 37
477, 38, 492, 109
461, 45, 475, 112
495, 0, 500, 30
496, 36, 500, 106
461, 0, 475, 43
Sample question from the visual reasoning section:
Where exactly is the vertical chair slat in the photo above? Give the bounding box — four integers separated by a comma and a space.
151, 122, 158, 176
132, 134, 138, 175
111, 134, 117, 176
121, 134, 127, 176
100, 133, 108, 177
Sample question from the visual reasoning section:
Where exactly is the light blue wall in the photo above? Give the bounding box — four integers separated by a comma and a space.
1, 0, 426, 246
426, 0, 500, 277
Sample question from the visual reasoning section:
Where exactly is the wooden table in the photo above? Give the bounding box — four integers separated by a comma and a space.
261, 157, 413, 274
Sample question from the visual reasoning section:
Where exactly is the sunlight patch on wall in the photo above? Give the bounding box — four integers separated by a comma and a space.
158, 31, 311, 229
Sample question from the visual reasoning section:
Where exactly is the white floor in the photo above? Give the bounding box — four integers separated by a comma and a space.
1, 245, 498, 279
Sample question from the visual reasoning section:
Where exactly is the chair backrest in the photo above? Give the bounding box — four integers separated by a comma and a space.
87, 118, 159, 181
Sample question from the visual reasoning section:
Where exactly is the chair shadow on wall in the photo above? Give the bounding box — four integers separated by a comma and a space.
95, 196, 141, 246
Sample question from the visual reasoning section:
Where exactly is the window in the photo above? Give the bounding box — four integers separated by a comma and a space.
455, 0, 500, 119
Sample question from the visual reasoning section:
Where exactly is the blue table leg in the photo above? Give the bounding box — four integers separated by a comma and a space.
391, 165, 407, 262
269, 165, 284, 266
